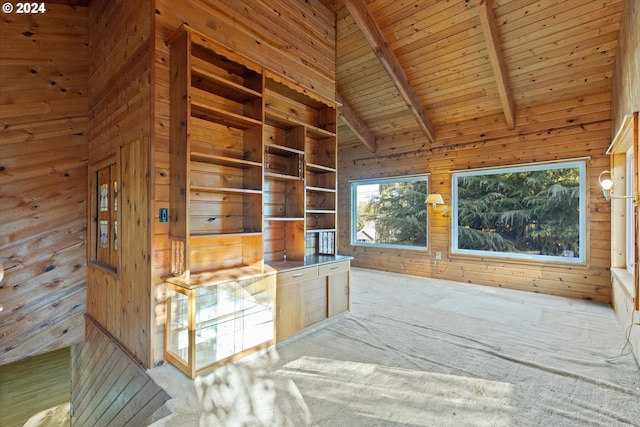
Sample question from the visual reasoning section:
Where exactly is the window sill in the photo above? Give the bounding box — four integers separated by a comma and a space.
611, 267, 634, 300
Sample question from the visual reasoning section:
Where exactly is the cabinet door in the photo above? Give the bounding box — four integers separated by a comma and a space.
276, 281, 304, 341
327, 271, 349, 317
303, 276, 328, 327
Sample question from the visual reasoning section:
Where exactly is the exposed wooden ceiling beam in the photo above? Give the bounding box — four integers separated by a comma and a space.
337, 92, 377, 152
343, 0, 436, 143
477, 0, 516, 129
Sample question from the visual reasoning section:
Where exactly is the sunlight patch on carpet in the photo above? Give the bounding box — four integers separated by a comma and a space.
277, 356, 514, 426
431, 292, 542, 326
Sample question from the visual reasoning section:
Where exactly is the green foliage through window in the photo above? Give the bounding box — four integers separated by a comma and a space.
452, 161, 585, 262
351, 176, 429, 249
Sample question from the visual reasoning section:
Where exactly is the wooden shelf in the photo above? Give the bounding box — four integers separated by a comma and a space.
264, 216, 305, 221
265, 110, 335, 138
306, 186, 336, 193
306, 125, 335, 139
191, 152, 262, 168
265, 143, 304, 157
191, 99, 261, 130
189, 231, 262, 238
306, 163, 335, 173
191, 63, 262, 103
191, 185, 262, 195
264, 172, 303, 181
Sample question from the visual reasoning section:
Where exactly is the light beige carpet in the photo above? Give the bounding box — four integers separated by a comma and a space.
149, 268, 640, 426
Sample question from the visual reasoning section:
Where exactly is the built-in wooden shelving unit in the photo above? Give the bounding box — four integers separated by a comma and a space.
165, 25, 346, 378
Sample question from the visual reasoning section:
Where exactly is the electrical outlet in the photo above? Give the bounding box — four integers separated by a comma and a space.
435, 252, 442, 260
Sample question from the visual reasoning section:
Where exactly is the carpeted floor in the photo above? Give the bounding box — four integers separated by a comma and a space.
149, 268, 640, 426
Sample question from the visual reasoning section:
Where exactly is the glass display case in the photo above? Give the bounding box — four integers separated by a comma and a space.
165, 270, 276, 378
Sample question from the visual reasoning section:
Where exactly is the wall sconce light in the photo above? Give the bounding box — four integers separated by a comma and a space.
426, 193, 449, 217
426, 193, 444, 210
598, 170, 638, 203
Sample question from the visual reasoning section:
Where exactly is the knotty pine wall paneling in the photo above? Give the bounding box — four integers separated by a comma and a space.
70, 317, 169, 427
611, 0, 639, 132
152, 0, 337, 365
0, 4, 89, 365
610, 0, 640, 366
87, 0, 153, 367
338, 93, 613, 302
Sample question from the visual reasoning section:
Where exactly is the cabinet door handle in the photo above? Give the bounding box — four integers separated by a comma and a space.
330, 265, 339, 270
292, 272, 304, 277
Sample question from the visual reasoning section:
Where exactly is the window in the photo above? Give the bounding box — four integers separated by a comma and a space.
351, 175, 429, 250
452, 160, 586, 263
90, 156, 119, 271
626, 147, 635, 274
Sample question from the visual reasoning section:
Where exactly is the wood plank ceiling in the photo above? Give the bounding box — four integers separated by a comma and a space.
322, 0, 624, 150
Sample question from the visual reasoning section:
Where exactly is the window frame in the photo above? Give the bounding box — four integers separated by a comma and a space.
350, 174, 430, 251
625, 146, 635, 274
89, 150, 121, 274
451, 160, 587, 264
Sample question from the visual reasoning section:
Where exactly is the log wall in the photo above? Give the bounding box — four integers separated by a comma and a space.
151, 0, 336, 365
0, 3, 89, 365
338, 93, 613, 302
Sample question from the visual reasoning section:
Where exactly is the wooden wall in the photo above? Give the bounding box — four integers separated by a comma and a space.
611, 0, 639, 132
70, 317, 169, 426
86, 0, 153, 366
338, 93, 613, 303
610, 0, 640, 365
0, 3, 89, 365
151, 0, 337, 365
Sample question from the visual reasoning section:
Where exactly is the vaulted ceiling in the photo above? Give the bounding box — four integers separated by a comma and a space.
322, 0, 624, 151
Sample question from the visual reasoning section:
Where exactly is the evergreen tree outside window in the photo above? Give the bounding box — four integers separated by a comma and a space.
351, 175, 429, 250
452, 160, 586, 263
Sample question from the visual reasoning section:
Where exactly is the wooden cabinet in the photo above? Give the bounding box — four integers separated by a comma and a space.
165, 25, 347, 373
275, 266, 318, 341
275, 259, 350, 342
165, 271, 276, 378
321, 261, 350, 317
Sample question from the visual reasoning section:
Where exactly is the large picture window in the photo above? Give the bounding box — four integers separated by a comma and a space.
351, 175, 429, 250
452, 160, 586, 263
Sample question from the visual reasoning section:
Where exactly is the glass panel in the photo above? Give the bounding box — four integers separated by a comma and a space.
192, 276, 275, 371
452, 161, 585, 262
167, 291, 189, 364
99, 220, 109, 249
351, 176, 429, 249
